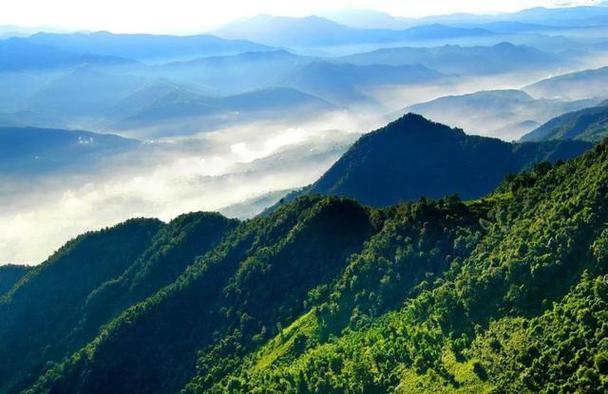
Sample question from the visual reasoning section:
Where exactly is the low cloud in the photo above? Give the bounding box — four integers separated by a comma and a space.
0, 111, 372, 264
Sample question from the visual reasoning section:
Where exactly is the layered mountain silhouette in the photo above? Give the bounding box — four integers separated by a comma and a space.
339, 42, 561, 75
25, 31, 271, 61
214, 15, 492, 48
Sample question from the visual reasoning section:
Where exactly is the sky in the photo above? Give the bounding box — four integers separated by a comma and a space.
0, 0, 603, 34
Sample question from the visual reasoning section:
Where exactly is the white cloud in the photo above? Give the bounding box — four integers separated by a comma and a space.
0, 111, 370, 264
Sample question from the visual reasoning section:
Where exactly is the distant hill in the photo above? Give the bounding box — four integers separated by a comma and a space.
0, 37, 135, 71
25, 31, 271, 61
112, 87, 335, 137
340, 42, 561, 75
323, 4, 608, 29
283, 61, 446, 106
525, 66, 608, 100
24, 67, 148, 120
320, 9, 411, 29
296, 113, 591, 206
0, 126, 139, 175
520, 101, 608, 142
404, 89, 597, 140
214, 15, 492, 48
153, 50, 312, 95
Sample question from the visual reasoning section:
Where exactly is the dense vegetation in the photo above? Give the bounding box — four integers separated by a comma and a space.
1, 117, 607, 393
0, 213, 236, 393
521, 101, 608, 143
296, 113, 591, 206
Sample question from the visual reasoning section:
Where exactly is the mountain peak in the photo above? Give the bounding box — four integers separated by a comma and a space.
381, 112, 463, 137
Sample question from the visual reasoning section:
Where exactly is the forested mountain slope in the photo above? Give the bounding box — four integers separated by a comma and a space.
0, 265, 31, 296
5, 138, 606, 393
0, 213, 237, 393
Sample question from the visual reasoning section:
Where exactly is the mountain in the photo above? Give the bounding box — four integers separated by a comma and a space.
404, 89, 598, 140
324, 4, 608, 30
5, 130, 608, 393
214, 15, 492, 48
0, 37, 135, 71
24, 67, 149, 121
25, 31, 271, 61
506, 5, 608, 26
112, 87, 335, 138
152, 50, 312, 95
0, 71, 57, 113
0, 126, 139, 175
525, 66, 608, 100
298, 113, 591, 206
521, 101, 608, 143
340, 42, 561, 75
320, 9, 411, 29
0, 264, 31, 296
283, 61, 446, 106
0, 218, 164, 392
415, 5, 608, 27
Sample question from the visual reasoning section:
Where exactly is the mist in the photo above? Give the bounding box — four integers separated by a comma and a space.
0, 111, 379, 264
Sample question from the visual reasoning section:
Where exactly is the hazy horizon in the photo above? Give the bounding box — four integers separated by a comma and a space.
1, 0, 604, 34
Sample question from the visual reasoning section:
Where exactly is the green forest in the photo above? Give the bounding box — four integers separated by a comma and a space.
1, 127, 608, 392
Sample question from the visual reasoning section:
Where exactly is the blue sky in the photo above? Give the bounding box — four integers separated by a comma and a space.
0, 0, 603, 34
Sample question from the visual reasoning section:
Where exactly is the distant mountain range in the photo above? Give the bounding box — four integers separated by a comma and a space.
282, 61, 447, 107
24, 31, 271, 61
214, 15, 493, 48
525, 66, 608, 100
521, 101, 608, 143
404, 89, 598, 140
0, 38, 135, 71
280, 113, 591, 207
321, 5, 608, 29
339, 42, 563, 75
112, 86, 336, 138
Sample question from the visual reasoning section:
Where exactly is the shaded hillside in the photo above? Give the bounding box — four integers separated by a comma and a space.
521, 101, 608, 142
303, 113, 591, 206
5, 197, 380, 393
0, 265, 31, 296
0, 218, 164, 393
0, 213, 239, 393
